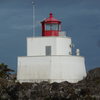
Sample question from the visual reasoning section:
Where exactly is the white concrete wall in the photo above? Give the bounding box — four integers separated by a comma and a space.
56, 37, 72, 55
27, 37, 56, 56
50, 56, 86, 83
17, 56, 51, 82
17, 56, 87, 83
27, 37, 71, 56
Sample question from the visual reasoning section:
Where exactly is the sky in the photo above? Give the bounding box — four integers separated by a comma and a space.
0, 0, 100, 72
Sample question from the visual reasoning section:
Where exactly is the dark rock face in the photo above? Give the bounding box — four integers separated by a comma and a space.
0, 68, 100, 100
86, 68, 100, 80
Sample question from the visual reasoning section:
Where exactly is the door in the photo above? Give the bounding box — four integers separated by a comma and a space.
46, 46, 51, 56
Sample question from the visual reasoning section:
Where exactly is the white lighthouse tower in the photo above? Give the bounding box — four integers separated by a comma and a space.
17, 13, 87, 83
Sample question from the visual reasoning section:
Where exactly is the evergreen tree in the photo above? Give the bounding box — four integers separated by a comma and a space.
0, 63, 14, 79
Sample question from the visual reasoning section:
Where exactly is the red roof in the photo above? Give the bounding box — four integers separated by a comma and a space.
41, 13, 61, 24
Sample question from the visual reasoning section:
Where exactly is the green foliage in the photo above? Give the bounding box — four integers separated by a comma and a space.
0, 63, 14, 79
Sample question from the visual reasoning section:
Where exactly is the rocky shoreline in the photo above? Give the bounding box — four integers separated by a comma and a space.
0, 68, 100, 100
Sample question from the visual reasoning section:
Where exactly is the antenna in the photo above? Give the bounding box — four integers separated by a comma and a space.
32, 1, 36, 37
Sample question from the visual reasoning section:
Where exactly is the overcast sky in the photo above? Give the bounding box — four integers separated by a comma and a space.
0, 0, 100, 71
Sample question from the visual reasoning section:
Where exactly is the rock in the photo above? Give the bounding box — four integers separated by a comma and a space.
86, 68, 100, 80
0, 67, 100, 100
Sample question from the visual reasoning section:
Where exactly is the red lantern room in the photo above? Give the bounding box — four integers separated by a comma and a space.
41, 13, 61, 36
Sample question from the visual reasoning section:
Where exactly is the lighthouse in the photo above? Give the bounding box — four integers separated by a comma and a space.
17, 13, 87, 83
41, 13, 61, 36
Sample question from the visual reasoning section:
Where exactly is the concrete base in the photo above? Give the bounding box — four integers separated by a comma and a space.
17, 56, 87, 83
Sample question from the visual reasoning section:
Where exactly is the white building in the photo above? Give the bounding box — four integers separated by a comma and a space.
17, 13, 87, 83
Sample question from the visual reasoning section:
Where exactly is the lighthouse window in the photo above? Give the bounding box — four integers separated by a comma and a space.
45, 24, 59, 31
45, 24, 51, 30
52, 24, 59, 30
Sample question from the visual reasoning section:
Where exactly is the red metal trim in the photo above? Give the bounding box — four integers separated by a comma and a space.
41, 13, 62, 36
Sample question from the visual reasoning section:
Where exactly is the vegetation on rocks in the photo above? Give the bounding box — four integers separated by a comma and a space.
0, 63, 100, 100
0, 63, 14, 79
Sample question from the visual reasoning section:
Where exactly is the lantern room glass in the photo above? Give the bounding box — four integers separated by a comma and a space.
45, 24, 60, 31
